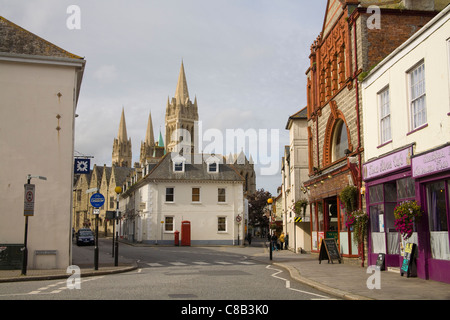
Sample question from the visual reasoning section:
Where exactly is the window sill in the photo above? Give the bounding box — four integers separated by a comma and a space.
377, 140, 392, 149
407, 123, 428, 136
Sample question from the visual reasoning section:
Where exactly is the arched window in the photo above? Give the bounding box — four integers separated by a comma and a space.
331, 119, 349, 162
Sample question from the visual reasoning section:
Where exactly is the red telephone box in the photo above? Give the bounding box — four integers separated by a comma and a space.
181, 221, 191, 246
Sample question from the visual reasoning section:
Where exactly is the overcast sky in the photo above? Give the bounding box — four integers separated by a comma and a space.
1, 0, 327, 195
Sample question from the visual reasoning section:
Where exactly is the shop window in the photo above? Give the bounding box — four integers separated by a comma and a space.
331, 120, 349, 162
426, 181, 450, 260
369, 177, 417, 256
311, 203, 318, 251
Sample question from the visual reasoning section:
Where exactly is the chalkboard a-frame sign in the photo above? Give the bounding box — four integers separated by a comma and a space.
319, 238, 341, 264
400, 243, 417, 277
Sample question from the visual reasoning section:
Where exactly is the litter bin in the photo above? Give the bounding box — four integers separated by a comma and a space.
174, 230, 180, 246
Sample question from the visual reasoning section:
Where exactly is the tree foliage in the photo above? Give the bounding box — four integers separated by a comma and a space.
247, 189, 272, 230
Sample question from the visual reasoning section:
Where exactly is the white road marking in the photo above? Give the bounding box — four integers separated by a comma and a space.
266, 265, 331, 299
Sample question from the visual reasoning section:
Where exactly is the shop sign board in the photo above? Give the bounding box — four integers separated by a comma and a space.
400, 243, 417, 278
412, 145, 450, 178
319, 238, 341, 264
363, 147, 412, 180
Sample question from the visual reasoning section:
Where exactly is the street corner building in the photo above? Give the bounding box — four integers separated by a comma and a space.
361, 5, 450, 283
0, 16, 85, 269
119, 153, 247, 246
303, 0, 443, 263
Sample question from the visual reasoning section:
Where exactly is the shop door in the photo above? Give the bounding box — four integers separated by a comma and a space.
324, 197, 339, 237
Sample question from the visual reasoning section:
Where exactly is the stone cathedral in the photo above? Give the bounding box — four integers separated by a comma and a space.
111, 61, 256, 194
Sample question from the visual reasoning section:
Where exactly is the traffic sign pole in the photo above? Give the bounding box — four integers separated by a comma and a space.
90, 193, 105, 271
21, 175, 46, 275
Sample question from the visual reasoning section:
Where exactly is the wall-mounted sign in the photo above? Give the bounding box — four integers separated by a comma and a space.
363, 146, 412, 180
412, 145, 450, 178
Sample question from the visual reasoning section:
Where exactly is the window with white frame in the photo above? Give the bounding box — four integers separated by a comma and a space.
192, 187, 200, 202
165, 187, 174, 202
379, 87, 391, 144
208, 162, 218, 173
165, 216, 174, 232
447, 38, 450, 112
174, 161, 184, 172
409, 62, 426, 130
217, 216, 227, 232
218, 188, 226, 203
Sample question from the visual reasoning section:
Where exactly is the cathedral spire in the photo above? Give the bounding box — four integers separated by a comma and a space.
145, 111, 155, 146
117, 107, 128, 142
113, 107, 132, 168
175, 60, 189, 104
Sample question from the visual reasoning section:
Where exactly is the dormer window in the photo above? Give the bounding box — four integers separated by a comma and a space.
172, 155, 186, 173
174, 162, 184, 172
206, 154, 221, 173
208, 162, 218, 173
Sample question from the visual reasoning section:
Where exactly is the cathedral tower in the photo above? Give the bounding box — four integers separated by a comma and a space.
165, 61, 199, 154
112, 108, 132, 167
140, 111, 165, 165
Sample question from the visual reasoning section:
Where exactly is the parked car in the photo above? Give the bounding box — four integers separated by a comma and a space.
76, 229, 95, 246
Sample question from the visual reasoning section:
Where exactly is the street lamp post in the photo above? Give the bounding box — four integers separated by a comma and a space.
114, 186, 122, 266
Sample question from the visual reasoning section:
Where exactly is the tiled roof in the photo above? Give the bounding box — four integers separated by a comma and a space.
146, 153, 244, 182
0, 16, 83, 59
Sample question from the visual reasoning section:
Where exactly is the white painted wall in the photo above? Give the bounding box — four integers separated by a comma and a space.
0, 56, 84, 269
362, 9, 450, 160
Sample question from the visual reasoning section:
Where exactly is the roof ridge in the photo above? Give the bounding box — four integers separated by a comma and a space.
0, 16, 83, 59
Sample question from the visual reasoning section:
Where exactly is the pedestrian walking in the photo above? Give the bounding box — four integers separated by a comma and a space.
271, 233, 278, 251
279, 232, 285, 250
285, 233, 289, 250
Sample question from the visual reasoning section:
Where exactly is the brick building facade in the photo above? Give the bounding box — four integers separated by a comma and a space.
304, 0, 438, 262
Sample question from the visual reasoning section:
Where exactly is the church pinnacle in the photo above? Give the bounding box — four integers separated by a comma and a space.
174, 60, 189, 105
165, 61, 199, 154
112, 107, 132, 168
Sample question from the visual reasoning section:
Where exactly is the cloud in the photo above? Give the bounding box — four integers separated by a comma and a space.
93, 65, 119, 83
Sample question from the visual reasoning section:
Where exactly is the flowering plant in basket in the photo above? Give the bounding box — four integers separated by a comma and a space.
345, 209, 368, 245
394, 201, 422, 240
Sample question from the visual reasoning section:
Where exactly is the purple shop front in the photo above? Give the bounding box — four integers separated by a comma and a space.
411, 144, 450, 284
363, 145, 414, 271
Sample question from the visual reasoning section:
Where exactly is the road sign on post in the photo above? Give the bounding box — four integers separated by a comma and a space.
90, 193, 105, 208
24, 184, 35, 216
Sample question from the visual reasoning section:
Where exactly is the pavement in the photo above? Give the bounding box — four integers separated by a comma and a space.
1, 238, 449, 300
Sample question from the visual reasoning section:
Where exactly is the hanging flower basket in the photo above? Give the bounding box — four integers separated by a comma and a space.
394, 201, 422, 240
345, 209, 368, 245
293, 199, 308, 216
